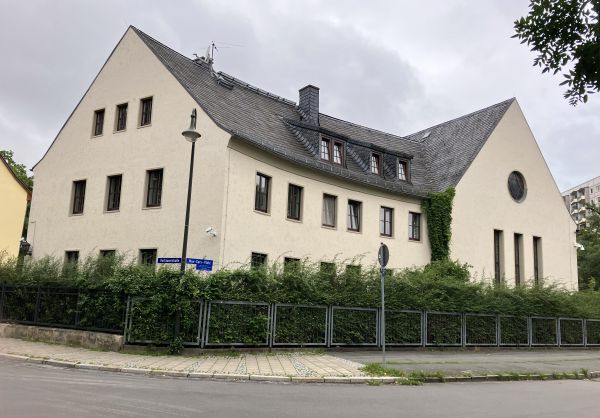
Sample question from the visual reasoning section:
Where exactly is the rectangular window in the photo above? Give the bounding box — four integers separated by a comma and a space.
398, 160, 407, 181
71, 180, 86, 214
116, 103, 128, 131
255, 173, 270, 212
347, 200, 361, 232
146, 169, 163, 207
140, 97, 153, 126
333, 142, 343, 165
370, 153, 380, 175
287, 184, 303, 220
251, 252, 268, 269
322, 194, 337, 227
106, 175, 122, 211
320, 262, 336, 275
494, 230, 503, 283
93, 109, 105, 136
284, 257, 300, 273
408, 212, 421, 241
100, 249, 115, 258
533, 236, 542, 285
65, 251, 79, 264
380, 206, 393, 237
320, 138, 330, 161
346, 265, 361, 275
140, 249, 157, 266
514, 233, 523, 286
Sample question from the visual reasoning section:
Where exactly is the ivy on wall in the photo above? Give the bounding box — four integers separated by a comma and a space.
422, 187, 456, 261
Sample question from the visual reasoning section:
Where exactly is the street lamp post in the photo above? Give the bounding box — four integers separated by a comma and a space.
180, 109, 202, 274
173, 109, 201, 342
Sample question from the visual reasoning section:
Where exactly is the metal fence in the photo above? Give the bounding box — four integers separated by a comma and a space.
2, 285, 600, 348
0, 285, 126, 334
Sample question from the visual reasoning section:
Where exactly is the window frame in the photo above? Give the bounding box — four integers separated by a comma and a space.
370, 153, 381, 175
380, 206, 394, 237
408, 211, 421, 241
322, 193, 337, 228
64, 250, 79, 265
332, 141, 344, 165
115, 103, 128, 132
320, 138, 331, 161
283, 257, 301, 273
140, 97, 153, 127
320, 136, 344, 165
145, 169, 163, 208
287, 183, 303, 221
251, 252, 268, 269
106, 174, 123, 212
71, 180, 86, 215
254, 172, 271, 213
347, 199, 362, 232
139, 248, 157, 266
533, 236, 542, 285
398, 159, 409, 181
494, 229, 504, 284
93, 108, 105, 137
514, 233, 523, 286
100, 249, 116, 258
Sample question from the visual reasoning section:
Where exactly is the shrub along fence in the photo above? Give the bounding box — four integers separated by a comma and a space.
2, 285, 600, 348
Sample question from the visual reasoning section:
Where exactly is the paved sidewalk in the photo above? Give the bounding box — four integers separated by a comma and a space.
0, 337, 365, 381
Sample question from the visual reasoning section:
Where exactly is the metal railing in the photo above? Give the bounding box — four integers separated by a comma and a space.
2, 285, 600, 349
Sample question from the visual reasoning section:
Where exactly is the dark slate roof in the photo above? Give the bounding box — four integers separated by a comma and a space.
133, 26, 514, 199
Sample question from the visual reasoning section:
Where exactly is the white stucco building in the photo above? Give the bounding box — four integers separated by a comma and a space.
27, 27, 578, 289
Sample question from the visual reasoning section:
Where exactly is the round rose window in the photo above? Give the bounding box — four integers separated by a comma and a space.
508, 171, 526, 202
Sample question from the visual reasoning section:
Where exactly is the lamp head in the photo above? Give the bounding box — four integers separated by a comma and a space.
182, 108, 201, 142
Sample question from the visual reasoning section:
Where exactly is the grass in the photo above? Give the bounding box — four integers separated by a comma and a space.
360, 363, 446, 383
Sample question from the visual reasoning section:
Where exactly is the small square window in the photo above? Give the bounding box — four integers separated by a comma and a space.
93, 109, 105, 136
100, 249, 116, 258
116, 103, 128, 131
322, 194, 337, 227
251, 252, 268, 269
320, 262, 336, 275
284, 257, 300, 273
140, 249, 157, 266
140, 97, 153, 126
65, 251, 79, 264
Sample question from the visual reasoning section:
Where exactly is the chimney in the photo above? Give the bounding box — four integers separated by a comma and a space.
299, 85, 320, 125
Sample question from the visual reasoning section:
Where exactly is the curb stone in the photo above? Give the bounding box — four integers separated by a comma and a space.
2, 352, 600, 385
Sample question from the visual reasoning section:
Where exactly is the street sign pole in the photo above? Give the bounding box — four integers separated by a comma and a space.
378, 243, 389, 365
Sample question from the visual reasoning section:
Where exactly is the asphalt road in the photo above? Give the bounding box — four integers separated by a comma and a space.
1, 357, 600, 418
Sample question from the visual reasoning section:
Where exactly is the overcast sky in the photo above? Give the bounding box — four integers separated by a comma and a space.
1, 0, 598, 191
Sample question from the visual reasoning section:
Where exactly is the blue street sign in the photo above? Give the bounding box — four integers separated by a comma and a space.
195, 259, 214, 271
157, 258, 182, 264
186, 258, 203, 264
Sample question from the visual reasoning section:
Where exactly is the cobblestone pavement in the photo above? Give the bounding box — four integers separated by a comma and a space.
0, 338, 364, 378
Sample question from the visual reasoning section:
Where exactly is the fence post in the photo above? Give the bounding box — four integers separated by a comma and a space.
327, 305, 333, 348
461, 313, 466, 347
422, 311, 427, 348
528, 317, 532, 347
269, 303, 275, 349
496, 315, 500, 347
0, 284, 4, 321
584, 319, 587, 348
33, 286, 41, 324
556, 318, 561, 348
200, 300, 208, 348
74, 289, 81, 328
123, 296, 130, 342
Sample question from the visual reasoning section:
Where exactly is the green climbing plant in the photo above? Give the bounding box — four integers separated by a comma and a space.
422, 188, 455, 261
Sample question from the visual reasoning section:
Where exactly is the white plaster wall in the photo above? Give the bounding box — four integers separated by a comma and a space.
451, 101, 578, 289
221, 139, 431, 269
28, 28, 231, 265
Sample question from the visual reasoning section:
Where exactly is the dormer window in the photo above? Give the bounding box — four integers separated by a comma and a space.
321, 137, 344, 165
398, 160, 408, 181
321, 138, 330, 161
370, 153, 380, 175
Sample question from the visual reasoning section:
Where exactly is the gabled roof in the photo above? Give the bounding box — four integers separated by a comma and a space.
0, 154, 32, 198
129, 27, 515, 198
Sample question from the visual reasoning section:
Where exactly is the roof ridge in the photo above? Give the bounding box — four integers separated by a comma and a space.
406, 98, 516, 139
318, 113, 418, 143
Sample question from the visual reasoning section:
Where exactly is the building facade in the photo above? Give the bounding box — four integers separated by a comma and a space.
0, 155, 30, 257
27, 27, 578, 289
562, 176, 600, 230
